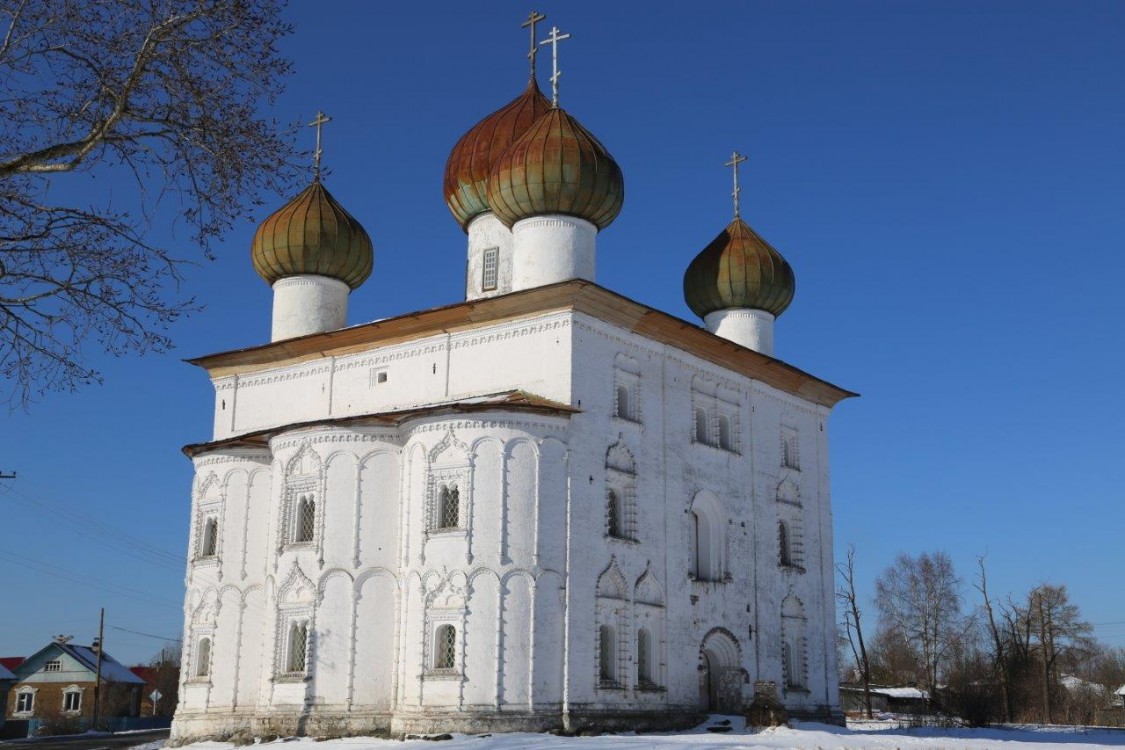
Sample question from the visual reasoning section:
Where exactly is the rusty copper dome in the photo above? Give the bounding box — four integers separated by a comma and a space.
684, 218, 795, 318
251, 180, 373, 289
485, 107, 624, 230
444, 79, 553, 230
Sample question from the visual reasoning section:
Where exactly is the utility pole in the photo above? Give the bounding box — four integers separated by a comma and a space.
92, 608, 104, 730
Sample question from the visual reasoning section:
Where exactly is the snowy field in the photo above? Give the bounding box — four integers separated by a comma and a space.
176, 717, 1125, 750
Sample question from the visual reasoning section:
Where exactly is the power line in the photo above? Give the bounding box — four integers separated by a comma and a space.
0, 483, 186, 571
0, 549, 180, 608
109, 625, 181, 643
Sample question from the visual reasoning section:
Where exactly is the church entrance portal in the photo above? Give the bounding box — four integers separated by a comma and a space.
698, 629, 743, 714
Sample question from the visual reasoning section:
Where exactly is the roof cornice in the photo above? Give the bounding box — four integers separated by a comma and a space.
187, 280, 857, 408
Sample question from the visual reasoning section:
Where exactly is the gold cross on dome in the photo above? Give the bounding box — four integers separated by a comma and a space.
308, 111, 332, 181
725, 150, 748, 218
522, 11, 546, 79
539, 25, 571, 107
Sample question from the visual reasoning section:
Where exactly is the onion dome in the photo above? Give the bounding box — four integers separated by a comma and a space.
251, 180, 373, 289
683, 218, 795, 318
485, 107, 624, 230
444, 79, 553, 229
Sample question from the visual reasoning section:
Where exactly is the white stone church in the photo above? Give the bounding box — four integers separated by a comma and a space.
171, 19, 854, 744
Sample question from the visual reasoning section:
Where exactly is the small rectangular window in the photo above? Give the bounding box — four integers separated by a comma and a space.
481, 247, 499, 291
17, 692, 34, 713
44, 660, 61, 672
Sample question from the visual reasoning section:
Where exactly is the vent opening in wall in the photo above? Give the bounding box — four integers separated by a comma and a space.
370, 368, 388, 386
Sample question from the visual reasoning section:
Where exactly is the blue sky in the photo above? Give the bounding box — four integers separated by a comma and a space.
2, 1, 1123, 666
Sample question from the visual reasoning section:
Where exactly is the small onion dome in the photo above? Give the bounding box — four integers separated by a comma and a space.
251, 180, 373, 290
486, 107, 624, 230
683, 217, 795, 318
443, 79, 552, 230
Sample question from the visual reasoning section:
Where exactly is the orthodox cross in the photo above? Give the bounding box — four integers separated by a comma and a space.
539, 25, 571, 107
522, 11, 546, 79
725, 150, 748, 218
308, 111, 332, 181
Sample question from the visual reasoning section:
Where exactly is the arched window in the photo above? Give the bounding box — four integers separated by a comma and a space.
779, 520, 792, 567
691, 493, 725, 582
598, 624, 616, 684
782, 433, 799, 470
295, 496, 316, 543
201, 518, 218, 558
196, 637, 212, 677
438, 484, 460, 529
782, 595, 807, 689
718, 416, 732, 451
694, 408, 709, 444
637, 628, 652, 685
615, 384, 631, 420
607, 489, 621, 537
286, 621, 308, 674
434, 624, 456, 669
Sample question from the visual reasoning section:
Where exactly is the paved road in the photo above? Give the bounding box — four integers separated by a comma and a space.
0, 729, 169, 750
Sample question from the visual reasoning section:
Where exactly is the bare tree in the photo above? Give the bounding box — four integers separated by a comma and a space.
875, 550, 964, 693
836, 544, 874, 718
976, 555, 1012, 721
1026, 583, 1094, 723
0, 0, 298, 406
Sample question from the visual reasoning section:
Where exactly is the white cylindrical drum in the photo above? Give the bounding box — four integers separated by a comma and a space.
704, 308, 776, 356
271, 274, 349, 341
511, 214, 596, 291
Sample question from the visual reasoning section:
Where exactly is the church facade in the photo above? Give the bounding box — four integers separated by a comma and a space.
171, 18, 853, 744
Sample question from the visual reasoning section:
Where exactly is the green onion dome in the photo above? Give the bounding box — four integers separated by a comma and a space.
251, 180, 373, 290
683, 217, 795, 318
485, 107, 624, 230
443, 79, 553, 230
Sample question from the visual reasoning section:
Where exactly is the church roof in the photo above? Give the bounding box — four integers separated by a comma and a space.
182, 390, 579, 458
187, 280, 856, 409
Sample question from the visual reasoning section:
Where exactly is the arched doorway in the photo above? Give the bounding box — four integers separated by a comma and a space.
698, 629, 742, 714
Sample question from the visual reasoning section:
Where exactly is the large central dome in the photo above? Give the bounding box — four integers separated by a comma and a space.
443, 79, 552, 230
485, 106, 624, 230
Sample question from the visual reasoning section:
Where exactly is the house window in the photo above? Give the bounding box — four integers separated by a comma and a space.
196, 637, 212, 678
62, 687, 81, 713
16, 690, 34, 714
606, 489, 621, 538
481, 247, 499, 291
718, 415, 733, 451
44, 659, 61, 672
434, 625, 456, 669
438, 484, 460, 530
294, 496, 316, 543
286, 621, 309, 674
637, 628, 652, 685
200, 517, 219, 558
694, 408, 709, 444
598, 624, 616, 684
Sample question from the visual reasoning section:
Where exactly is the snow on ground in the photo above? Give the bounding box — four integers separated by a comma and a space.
174, 717, 1125, 750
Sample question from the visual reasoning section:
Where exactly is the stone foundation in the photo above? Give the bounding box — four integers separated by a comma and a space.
171, 706, 709, 744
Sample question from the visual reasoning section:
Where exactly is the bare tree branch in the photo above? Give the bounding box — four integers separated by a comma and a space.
0, 0, 299, 406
